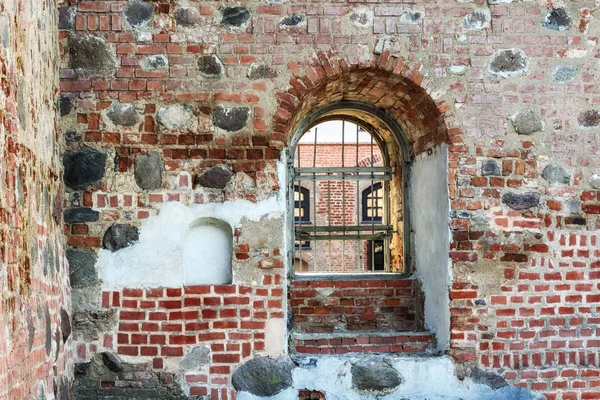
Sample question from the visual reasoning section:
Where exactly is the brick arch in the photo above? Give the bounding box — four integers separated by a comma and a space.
275, 50, 456, 158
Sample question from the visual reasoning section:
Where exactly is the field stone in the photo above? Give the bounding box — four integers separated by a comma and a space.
60, 308, 71, 343
212, 106, 250, 132
175, 7, 201, 27
488, 48, 529, 79
134, 151, 163, 190
103, 224, 140, 252
349, 9, 374, 27
400, 11, 424, 24
565, 199, 581, 214
578, 110, 600, 128
102, 352, 124, 373
502, 192, 540, 210
181, 346, 211, 370
482, 160, 500, 176
63, 147, 107, 190
510, 109, 543, 135
351, 362, 402, 393
542, 164, 570, 185
58, 97, 72, 116
68, 34, 117, 75
232, 356, 295, 397
470, 367, 508, 390
221, 6, 251, 28
64, 207, 100, 223
552, 65, 577, 83
141, 54, 168, 71
67, 248, 98, 288
589, 174, 600, 189
247, 64, 278, 80
542, 8, 572, 31
157, 104, 194, 130
463, 8, 491, 30
45, 306, 52, 357
196, 166, 233, 189
58, 7, 74, 29
123, 0, 154, 28
107, 103, 138, 126
198, 55, 224, 78
280, 14, 305, 27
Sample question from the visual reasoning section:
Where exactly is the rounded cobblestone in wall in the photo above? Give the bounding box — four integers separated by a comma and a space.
123, 0, 154, 28
221, 6, 251, 29
141, 54, 168, 71
590, 174, 600, 189
247, 64, 279, 80
542, 164, 570, 185
351, 362, 402, 394
349, 8, 374, 28
488, 48, 529, 79
103, 224, 140, 252
197, 55, 224, 78
58, 96, 72, 116
101, 352, 123, 373
212, 106, 250, 132
578, 110, 600, 128
45, 305, 52, 357
64, 207, 100, 223
58, 7, 74, 29
399, 11, 424, 24
156, 104, 194, 130
63, 147, 107, 190
107, 103, 138, 126
542, 8, 572, 31
280, 14, 306, 27
482, 160, 500, 176
232, 356, 295, 397
462, 8, 491, 31
470, 367, 508, 390
552, 65, 577, 83
135, 151, 163, 190
196, 165, 233, 189
68, 34, 117, 76
60, 308, 71, 343
175, 7, 201, 28
502, 192, 540, 210
67, 248, 98, 288
510, 109, 543, 135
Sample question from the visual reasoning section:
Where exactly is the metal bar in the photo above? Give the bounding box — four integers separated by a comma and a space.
296, 233, 392, 241
313, 126, 318, 272
296, 225, 393, 233
370, 133, 375, 272
341, 120, 346, 272
356, 122, 360, 272
295, 174, 392, 182
296, 167, 390, 173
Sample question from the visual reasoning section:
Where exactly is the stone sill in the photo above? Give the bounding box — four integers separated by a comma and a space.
293, 273, 410, 281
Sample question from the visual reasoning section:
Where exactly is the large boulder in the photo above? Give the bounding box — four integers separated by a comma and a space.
232, 356, 295, 397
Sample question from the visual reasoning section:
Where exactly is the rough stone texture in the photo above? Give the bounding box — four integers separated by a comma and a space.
197, 54, 224, 78
123, 0, 154, 28
67, 248, 99, 288
180, 346, 211, 370
590, 174, 600, 189
72, 311, 117, 341
577, 110, 600, 128
58, 7, 74, 30
399, 11, 424, 24
280, 14, 305, 27
232, 356, 295, 397
135, 151, 163, 190
351, 362, 402, 393
248, 64, 279, 80
107, 103, 138, 126
64, 207, 100, 223
462, 9, 490, 31
141, 54, 168, 71
101, 352, 123, 373
221, 6, 251, 29
45, 306, 52, 357
175, 7, 201, 28
470, 367, 508, 390
541, 164, 570, 185
502, 192, 540, 210
212, 106, 250, 132
565, 199, 581, 214
482, 160, 500, 176
349, 9, 373, 28
60, 309, 71, 343
488, 48, 529, 78
58, 97, 72, 116
552, 65, 577, 83
63, 147, 107, 190
542, 8, 572, 31
156, 104, 194, 130
68, 34, 116, 75
102, 224, 140, 252
510, 109, 543, 135
196, 165, 233, 189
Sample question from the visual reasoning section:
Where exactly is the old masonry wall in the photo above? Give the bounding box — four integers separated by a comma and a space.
56, 0, 600, 400
0, 0, 73, 399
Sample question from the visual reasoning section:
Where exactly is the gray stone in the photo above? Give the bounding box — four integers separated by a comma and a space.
45, 306, 52, 357
502, 192, 540, 210
232, 356, 295, 397
196, 166, 233, 189
103, 224, 140, 252
552, 65, 577, 83
463, 9, 490, 31
58, 7, 74, 30
351, 362, 402, 393
101, 352, 123, 373
67, 248, 98, 288
68, 34, 117, 75
58, 97, 72, 116
590, 174, 600, 189
542, 164, 570, 185
280, 14, 305, 27
175, 7, 201, 28
248, 64, 279, 80
107, 103, 138, 126
565, 199, 581, 214
157, 104, 194, 130
400, 11, 424, 24
61, 308, 71, 343
180, 346, 211, 370
471, 367, 508, 390
65, 131, 82, 142
482, 160, 500, 176
59, 376, 69, 400
212, 106, 250, 132
197, 55, 224, 78
26, 304, 34, 350
221, 6, 251, 29
63, 147, 107, 190
488, 48, 529, 79
64, 207, 100, 223
135, 151, 163, 190
18, 78, 26, 131
123, 0, 154, 28
578, 110, 600, 128
0, 15, 8, 49
141, 54, 168, 71
72, 310, 117, 341
349, 10, 373, 27
510, 109, 543, 135
542, 8, 572, 31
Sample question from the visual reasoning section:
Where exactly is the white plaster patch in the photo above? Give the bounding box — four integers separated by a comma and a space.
97, 198, 282, 289
265, 318, 286, 357
183, 219, 232, 285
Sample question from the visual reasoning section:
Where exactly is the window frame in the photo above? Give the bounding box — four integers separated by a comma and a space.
287, 101, 412, 281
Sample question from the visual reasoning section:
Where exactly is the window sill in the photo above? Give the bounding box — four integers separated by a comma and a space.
294, 272, 410, 281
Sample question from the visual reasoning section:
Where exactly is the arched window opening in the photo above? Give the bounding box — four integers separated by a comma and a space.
290, 119, 404, 276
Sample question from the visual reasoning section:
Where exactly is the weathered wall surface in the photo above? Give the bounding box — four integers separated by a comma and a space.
58, 0, 600, 399
0, 0, 72, 399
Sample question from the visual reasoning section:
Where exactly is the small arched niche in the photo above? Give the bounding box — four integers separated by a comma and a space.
183, 217, 233, 285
